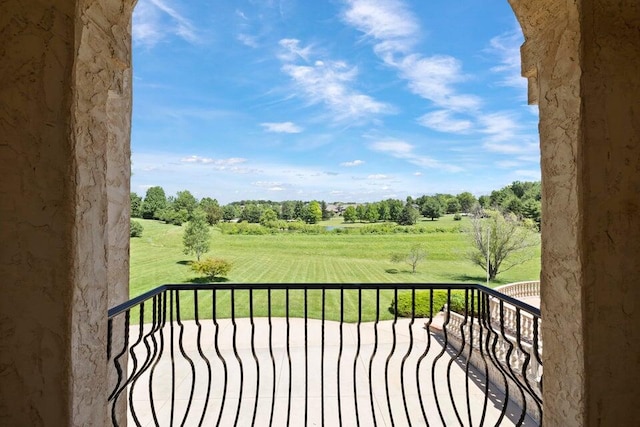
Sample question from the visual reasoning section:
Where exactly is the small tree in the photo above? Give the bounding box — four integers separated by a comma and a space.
191, 257, 232, 280
183, 209, 210, 261
421, 197, 444, 220
397, 202, 419, 225
343, 206, 357, 223
303, 201, 322, 224
391, 245, 427, 274
467, 210, 538, 280
130, 220, 144, 237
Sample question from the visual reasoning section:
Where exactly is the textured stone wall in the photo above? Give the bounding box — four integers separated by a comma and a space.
0, 0, 133, 425
580, 1, 640, 424
510, 0, 640, 425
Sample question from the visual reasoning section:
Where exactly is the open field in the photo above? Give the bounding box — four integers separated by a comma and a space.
129, 217, 540, 321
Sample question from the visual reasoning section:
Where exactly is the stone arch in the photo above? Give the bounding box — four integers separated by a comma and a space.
2, 1, 639, 426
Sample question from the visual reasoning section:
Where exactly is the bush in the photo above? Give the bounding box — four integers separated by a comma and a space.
190, 258, 233, 280
391, 291, 448, 317
391, 290, 479, 317
453, 213, 462, 221
130, 220, 144, 237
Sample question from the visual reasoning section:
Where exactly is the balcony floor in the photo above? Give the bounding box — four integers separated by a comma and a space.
124, 318, 537, 426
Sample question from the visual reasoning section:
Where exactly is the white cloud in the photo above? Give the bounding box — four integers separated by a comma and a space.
478, 112, 520, 142
133, 0, 199, 47
279, 42, 392, 121
342, 0, 419, 53
393, 54, 481, 111
369, 140, 462, 172
418, 110, 474, 133
340, 160, 365, 167
238, 33, 259, 48
261, 122, 303, 133
181, 155, 248, 166
368, 174, 389, 180
413, 172, 423, 176
279, 38, 313, 62
488, 28, 527, 90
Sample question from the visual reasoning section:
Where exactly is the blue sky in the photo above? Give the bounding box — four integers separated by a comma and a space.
131, 0, 540, 204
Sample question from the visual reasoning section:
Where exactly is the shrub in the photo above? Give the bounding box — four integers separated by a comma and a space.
130, 220, 144, 237
392, 290, 479, 317
191, 257, 233, 280
453, 213, 462, 221
391, 290, 449, 317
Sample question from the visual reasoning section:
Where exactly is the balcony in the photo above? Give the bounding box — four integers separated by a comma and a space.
108, 284, 541, 426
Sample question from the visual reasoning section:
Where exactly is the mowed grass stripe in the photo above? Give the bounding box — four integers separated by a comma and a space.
129, 219, 540, 322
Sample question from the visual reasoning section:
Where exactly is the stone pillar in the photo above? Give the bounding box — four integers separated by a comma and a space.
510, 0, 640, 425
0, 0, 133, 425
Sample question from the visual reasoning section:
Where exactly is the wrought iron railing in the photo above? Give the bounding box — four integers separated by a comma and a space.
107, 284, 542, 426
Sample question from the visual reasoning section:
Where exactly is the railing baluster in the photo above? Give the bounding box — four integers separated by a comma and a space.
107, 283, 542, 427
250, 289, 260, 426
385, 287, 398, 426
352, 287, 362, 427
285, 288, 292, 427
337, 287, 344, 426
368, 288, 380, 427
194, 291, 213, 426
400, 288, 415, 425
175, 291, 197, 427
268, 289, 276, 427
212, 289, 228, 427
231, 288, 244, 426
416, 289, 433, 427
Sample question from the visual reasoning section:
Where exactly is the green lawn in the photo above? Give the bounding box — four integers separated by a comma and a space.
130, 217, 540, 322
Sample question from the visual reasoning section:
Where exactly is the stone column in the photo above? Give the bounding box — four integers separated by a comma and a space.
510, 0, 640, 425
0, 0, 133, 425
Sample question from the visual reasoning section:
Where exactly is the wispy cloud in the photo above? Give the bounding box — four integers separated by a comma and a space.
368, 173, 390, 180
181, 155, 248, 167
488, 28, 527, 90
340, 159, 365, 167
369, 140, 462, 172
342, 0, 419, 53
418, 110, 473, 133
238, 33, 259, 48
261, 122, 304, 133
133, 0, 199, 47
279, 39, 392, 122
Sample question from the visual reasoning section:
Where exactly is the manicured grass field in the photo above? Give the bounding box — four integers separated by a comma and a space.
129, 217, 540, 322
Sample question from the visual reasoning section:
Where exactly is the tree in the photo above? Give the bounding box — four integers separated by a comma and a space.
130, 192, 143, 218
200, 197, 222, 225
191, 257, 232, 280
260, 208, 278, 225
391, 245, 427, 274
421, 197, 444, 220
397, 202, 419, 225
356, 204, 367, 222
467, 210, 539, 280
174, 190, 198, 217
343, 206, 357, 222
321, 200, 331, 220
183, 209, 210, 261
241, 203, 262, 223
130, 220, 143, 237
222, 204, 239, 222
303, 201, 322, 224
446, 198, 461, 214
457, 192, 476, 214
365, 203, 380, 223
142, 186, 166, 219
281, 201, 296, 220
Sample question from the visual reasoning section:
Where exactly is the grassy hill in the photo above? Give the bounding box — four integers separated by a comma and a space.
129, 216, 540, 321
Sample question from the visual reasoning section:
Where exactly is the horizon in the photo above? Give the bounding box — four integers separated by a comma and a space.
131, 0, 540, 204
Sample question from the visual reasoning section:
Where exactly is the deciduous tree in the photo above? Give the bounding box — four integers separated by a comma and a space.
183, 209, 211, 261
467, 210, 538, 280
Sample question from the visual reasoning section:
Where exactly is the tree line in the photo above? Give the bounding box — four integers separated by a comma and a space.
130, 180, 541, 228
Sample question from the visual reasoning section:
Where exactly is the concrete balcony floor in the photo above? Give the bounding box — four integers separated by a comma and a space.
123, 318, 537, 426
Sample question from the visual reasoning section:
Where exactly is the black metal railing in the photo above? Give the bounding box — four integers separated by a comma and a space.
107, 284, 542, 426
